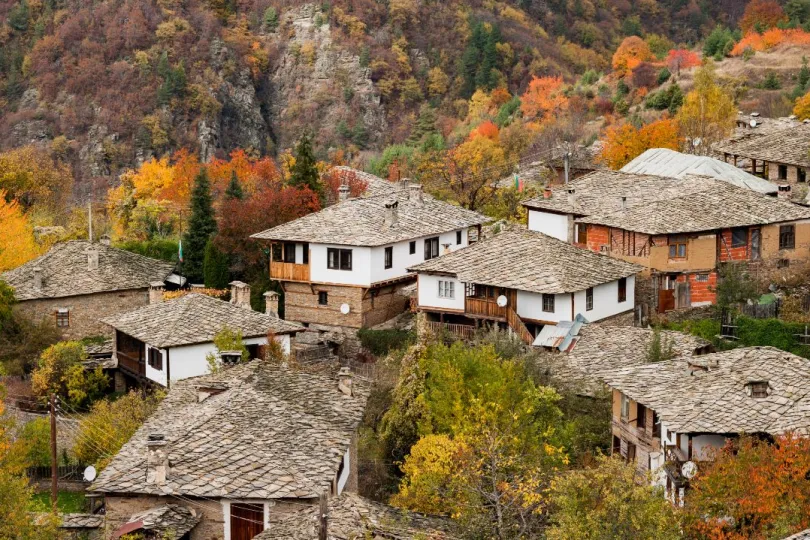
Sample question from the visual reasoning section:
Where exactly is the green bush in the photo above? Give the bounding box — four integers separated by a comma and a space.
115, 239, 179, 263
17, 418, 51, 467
357, 328, 415, 356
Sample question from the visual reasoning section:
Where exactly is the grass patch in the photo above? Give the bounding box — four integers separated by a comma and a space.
31, 491, 86, 513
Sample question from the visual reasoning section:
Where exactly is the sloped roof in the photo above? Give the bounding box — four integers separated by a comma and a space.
409, 228, 641, 294
1, 241, 175, 301
521, 171, 708, 216
577, 176, 810, 235
256, 493, 455, 539
330, 166, 404, 198
101, 294, 302, 348
538, 324, 709, 396
602, 347, 810, 435
90, 361, 370, 499
251, 190, 488, 246
60, 514, 104, 529
785, 529, 810, 540
621, 148, 777, 194
115, 505, 201, 538
714, 123, 810, 168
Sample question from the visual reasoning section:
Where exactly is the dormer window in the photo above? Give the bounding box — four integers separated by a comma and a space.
746, 381, 770, 398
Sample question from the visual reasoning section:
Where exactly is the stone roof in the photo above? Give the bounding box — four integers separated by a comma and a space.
117, 504, 201, 538
601, 346, 810, 435
1, 241, 176, 301
785, 529, 810, 540
521, 171, 707, 216
256, 493, 455, 539
101, 294, 302, 348
251, 190, 488, 247
538, 324, 709, 396
409, 228, 641, 294
90, 361, 370, 499
714, 123, 810, 168
59, 513, 104, 529
577, 176, 810, 235
331, 166, 405, 198
621, 148, 777, 194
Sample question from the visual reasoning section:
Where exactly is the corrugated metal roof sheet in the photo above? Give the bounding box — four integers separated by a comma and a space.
621, 148, 777, 195
533, 315, 587, 350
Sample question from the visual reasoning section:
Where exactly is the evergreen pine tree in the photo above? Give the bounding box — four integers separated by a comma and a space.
408, 105, 438, 145
182, 168, 217, 283
225, 170, 245, 200
203, 238, 230, 289
289, 134, 322, 196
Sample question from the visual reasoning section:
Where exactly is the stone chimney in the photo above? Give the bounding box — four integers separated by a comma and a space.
264, 291, 280, 318
146, 434, 169, 485
33, 267, 43, 290
543, 187, 552, 199
383, 200, 399, 229
408, 184, 423, 204
99, 234, 111, 246
337, 366, 353, 397
229, 281, 252, 309
149, 282, 165, 304
567, 188, 577, 207
338, 184, 351, 202
86, 248, 99, 271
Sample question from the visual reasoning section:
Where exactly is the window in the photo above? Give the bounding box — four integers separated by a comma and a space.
668, 236, 687, 259
652, 411, 661, 438
283, 242, 296, 263
800, 168, 807, 183
618, 277, 627, 303
747, 381, 769, 398
586, 287, 594, 311
318, 291, 328, 305
696, 273, 709, 282
327, 248, 353, 270
620, 394, 630, 420
456, 230, 462, 245
302, 242, 309, 264
56, 309, 70, 328
731, 227, 748, 248
424, 237, 439, 260
637, 403, 646, 429
576, 224, 588, 245
779, 164, 788, 180
780, 224, 796, 250
542, 294, 555, 313
271, 243, 282, 261
148, 348, 163, 370
438, 280, 455, 299
409, 241, 416, 254
384, 246, 393, 269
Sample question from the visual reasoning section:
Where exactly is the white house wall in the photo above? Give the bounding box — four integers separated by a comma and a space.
527, 210, 570, 241
691, 434, 728, 461
370, 229, 467, 284
144, 345, 168, 387
572, 276, 634, 322
309, 244, 372, 286
417, 274, 465, 312
516, 290, 572, 323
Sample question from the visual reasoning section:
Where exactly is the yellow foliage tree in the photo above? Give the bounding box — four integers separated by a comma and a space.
611, 36, 654, 78
600, 118, 682, 169
677, 61, 736, 154
0, 145, 72, 211
427, 67, 450, 97
794, 91, 810, 120
0, 192, 42, 272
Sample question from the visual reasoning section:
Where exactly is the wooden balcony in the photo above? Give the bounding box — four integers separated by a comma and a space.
465, 298, 506, 319
270, 261, 310, 282
117, 350, 144, 377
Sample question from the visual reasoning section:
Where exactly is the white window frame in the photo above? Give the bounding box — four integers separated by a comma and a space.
621, 393, 630, 421
438, 280, 455, 299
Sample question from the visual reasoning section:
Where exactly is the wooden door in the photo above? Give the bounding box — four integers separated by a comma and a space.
230, 503, 264, 540
658, 289, 675, 313
676, 281, 691, 309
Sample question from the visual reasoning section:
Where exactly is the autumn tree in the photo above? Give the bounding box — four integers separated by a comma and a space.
182, 168, 217, 283
547, 454, 681, 539
0, 145, 72, 211
794, 90, 810, 120
520, 76, 570, 126
0, 192, 42, 272
677, 61, 736, 154
684, 434, 810, 539
31, 341, 108, 409
666, 49, 701, 77
740, 0, 787, 33
612, 36, 654, 78
322, 168, 370, 205
600, 118, 681, 169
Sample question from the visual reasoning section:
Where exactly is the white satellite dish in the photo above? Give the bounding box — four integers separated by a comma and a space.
681, 461, 698, 479
496, 295, 508, 307
750, 119, 757, 128
692, 137, 702, 148
83, 465, 97, 482
340, 303, 351, 315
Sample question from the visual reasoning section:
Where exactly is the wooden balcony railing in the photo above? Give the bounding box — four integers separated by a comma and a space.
506, 306, 534, 345
465, 297, 506, 319
270, 261, 310, 282
117, 350, 144, 376
425, 321, 476, 340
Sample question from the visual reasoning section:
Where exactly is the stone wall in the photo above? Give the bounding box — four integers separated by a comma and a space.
13, 288, 150, 340
284, 282, 411, 329
105, 494, 225, 540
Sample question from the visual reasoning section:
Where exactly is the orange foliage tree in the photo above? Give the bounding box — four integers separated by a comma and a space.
666, 49, 701, 75
612, 37, 654, 78
739, 0, 787, 33
684, 434, 810, 539
731, 28, 810, 55
600, 118, 681, 169
0, 192, 42, 272
520, 76, 570, 126
322, 167, 371, 204
469, 120, 500, 140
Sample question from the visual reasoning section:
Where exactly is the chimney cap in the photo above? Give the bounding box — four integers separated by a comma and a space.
149, 281, 166, 288
147, 433, 166, 444
263, 290, 280, 298
229, 280, 249, 287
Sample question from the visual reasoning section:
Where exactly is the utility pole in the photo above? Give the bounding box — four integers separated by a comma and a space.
49, 394, 58, 510
563, 151, 571, 186
88, 201, 93, 243
318, 491, 328, 540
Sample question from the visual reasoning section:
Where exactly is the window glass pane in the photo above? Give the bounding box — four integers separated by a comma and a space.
731, 228, 747, 248
669, 245, 676, 258
327, 249, 337, 269
678, 244, 686, 258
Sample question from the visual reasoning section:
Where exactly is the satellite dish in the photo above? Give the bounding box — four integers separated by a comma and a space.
692, 137, 702, 148
750, 119, 758, 128
340, 303, 351, 315
83, 465, 97, 482
496, 295, 508, 307
681, 461, 698, 479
